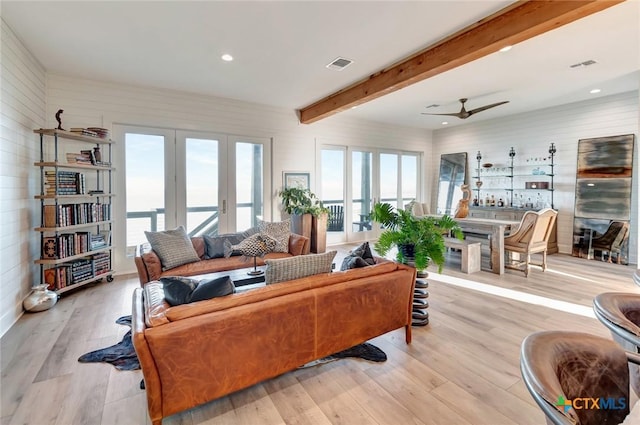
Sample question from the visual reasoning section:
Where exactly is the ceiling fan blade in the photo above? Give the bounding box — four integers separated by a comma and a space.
467, 100, 509, 116
421, 112, 465, 118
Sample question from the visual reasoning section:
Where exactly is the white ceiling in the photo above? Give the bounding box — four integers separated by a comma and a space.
2, 1, 639, 130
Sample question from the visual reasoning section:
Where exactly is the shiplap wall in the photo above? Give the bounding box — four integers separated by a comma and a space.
1, 18, 46, 336
432, 91, 640, 263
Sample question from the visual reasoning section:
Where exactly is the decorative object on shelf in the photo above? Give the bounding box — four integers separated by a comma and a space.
55, 109, 64, 130
482, 162, 493, 169
93, 147, 102, 163
454, 184, 471, 218
23, 284, 58, 312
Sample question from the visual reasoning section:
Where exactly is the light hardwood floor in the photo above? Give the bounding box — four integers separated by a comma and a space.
2, 248, 638, 425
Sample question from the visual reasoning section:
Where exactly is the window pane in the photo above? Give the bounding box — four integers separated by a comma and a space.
352, 151, 372, 232
380, 153, 398, 209
321, 149, 345, 232
126, 133, 165, 247
402, 154, 418, 206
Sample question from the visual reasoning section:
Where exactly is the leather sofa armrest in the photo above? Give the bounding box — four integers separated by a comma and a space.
288, 233, 309, 256
136, 251, 163, 286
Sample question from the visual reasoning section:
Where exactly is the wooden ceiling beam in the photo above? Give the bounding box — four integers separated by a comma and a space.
298, 0, 624, 124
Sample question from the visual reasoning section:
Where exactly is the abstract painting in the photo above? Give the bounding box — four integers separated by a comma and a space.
572, 134, 634, 263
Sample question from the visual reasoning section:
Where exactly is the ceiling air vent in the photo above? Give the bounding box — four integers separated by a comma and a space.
326, 57, 354, 71
570, 59, 597, 68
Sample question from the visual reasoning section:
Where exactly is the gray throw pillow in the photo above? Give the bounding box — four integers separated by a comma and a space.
265, 250, 336, 285
203, 233, 244, 259
340, 242, 376, 271
161, 275, 235, 306
144, 226, 200, 271
258, 219, 291, 253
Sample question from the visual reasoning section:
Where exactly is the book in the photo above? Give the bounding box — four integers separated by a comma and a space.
42, 237, 58, 259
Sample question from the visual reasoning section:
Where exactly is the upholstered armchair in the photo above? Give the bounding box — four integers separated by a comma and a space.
504, 208, 557, 277
594, 292, 640, 396
521, 330, 640, 425
591, 221, 630, 264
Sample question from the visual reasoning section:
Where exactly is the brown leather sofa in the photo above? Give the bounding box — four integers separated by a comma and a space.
132, 259, 416, 425
134, 234, 309, 285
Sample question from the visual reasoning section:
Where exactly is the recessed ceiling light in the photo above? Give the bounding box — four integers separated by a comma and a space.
442, 121, 448, 125
221, 54, 233, 62
590, 88, 601, 94
499, 45, 512, 53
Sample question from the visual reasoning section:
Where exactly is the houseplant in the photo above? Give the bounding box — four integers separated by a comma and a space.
278, 187, 329, 253
370, 202, 463, 272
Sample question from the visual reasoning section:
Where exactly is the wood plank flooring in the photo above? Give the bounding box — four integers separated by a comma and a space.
2, 248, 638, 425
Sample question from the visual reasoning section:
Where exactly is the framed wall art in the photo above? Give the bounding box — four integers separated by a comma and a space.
283, 172, 310, 190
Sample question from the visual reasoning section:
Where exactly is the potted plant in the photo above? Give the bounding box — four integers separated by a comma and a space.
278, 187, 329, 253
369, 202, 463, 272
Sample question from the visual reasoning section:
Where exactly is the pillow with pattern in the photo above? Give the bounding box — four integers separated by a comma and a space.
144, 226, 200, 271
258, 219, 291, 253
224, 233, 277, 258
265, 250, 336, 284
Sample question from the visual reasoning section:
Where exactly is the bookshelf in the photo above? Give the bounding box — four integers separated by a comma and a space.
34, 128, 115, 295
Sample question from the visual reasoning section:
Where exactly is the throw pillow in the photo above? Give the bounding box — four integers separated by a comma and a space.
144, 226, 200, 271
258, 219, 291, 253
340, 242, 376, 271
265, 250, 337, 285
160, 276, 199, 306
203, 233, 244, 259
190, 276, 236, 302
225, 233, 277, 258
160, 276, 235, 306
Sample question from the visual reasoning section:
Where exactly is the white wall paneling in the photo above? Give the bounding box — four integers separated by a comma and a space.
1, 18, 47, 337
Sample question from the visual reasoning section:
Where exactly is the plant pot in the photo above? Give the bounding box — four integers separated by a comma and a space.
311, 212, 328, 253
290, 213, 312, 238
398, 243, 416, 265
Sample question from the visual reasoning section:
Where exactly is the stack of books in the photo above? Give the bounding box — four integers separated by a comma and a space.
87, 127, 110, 139
92, 252, 111, 276
69, 259, 93, 283
44, 171, 85, 195
70, 128, 99, 137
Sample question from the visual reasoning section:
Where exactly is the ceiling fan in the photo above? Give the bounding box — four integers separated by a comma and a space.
422, 98, 509, 119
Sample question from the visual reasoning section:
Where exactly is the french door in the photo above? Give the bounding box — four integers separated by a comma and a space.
320, 145, 420, 244
113, 125, 270, 272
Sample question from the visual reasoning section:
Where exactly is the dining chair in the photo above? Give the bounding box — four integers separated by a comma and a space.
521, 330, 640, 425
593, 292, 640, 396
591, 221, 630, 264
504, 208, 557, 277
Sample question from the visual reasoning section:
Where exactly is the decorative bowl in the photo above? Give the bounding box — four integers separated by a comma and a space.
482, 163, 493, 168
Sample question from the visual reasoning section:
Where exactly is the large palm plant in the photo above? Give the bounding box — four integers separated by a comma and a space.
370, 202, 463, 271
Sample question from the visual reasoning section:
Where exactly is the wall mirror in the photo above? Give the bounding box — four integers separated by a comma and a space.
437, 152, 467, 215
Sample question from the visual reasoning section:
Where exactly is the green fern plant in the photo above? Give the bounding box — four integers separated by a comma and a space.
370, 202, 463, 272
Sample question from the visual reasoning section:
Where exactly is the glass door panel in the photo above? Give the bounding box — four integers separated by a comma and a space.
185, 136, 222, 236
379, 153, 399, 209
402, 154, 418, 207
235, 141, 264, 232
124, 131, 174, 248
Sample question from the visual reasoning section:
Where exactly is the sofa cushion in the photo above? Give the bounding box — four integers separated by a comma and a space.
258, 219, 291, 253
203, 233, 244, 259
161, 275, 235, 306
144, 226, 200, 271
265, 250, 336, 284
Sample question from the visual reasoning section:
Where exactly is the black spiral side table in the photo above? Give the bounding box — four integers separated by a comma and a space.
412, 271, 429, 326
